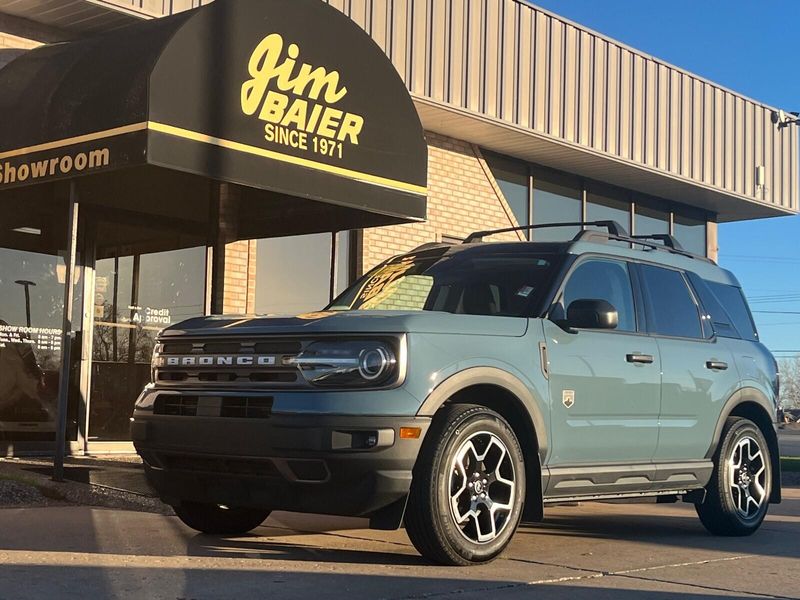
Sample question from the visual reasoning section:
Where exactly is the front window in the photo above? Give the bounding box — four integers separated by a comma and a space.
329, 250, 558, 317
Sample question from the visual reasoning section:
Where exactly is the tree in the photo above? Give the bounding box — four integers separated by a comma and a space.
778, 356, 800, 409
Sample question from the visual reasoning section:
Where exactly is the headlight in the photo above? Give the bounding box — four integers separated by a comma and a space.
290, 340, 398, 387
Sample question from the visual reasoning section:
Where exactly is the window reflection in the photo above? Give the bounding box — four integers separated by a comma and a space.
256, 232, 349, 315
0, 200, 82, 442
634, 203, 670, 236
485, 153, 529, 237
673, 213, 707, 256
532, 173, 582, 241
90, 246, 206, 441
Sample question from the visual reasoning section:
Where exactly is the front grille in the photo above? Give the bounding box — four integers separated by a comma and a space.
153, 395, 273, 419
154, 337, 306, 389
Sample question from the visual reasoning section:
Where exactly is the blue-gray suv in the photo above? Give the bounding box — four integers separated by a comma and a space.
132, 221, 781, 565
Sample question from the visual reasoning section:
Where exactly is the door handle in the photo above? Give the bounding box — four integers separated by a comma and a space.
706, 360, 728, 371
626, 353, 654, 364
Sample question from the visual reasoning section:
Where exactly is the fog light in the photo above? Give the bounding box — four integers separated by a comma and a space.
399, 427, 421, 439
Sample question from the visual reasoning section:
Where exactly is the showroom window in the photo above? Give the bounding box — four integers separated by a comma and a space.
483, 150, 710, 255
634, 199, 670, 236
255, 232, 350, 315
484, 153, 529, 237
532, 170, 583, 241
673, 213, 707, 256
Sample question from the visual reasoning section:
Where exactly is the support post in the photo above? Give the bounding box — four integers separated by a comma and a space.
329, 231, 339, 302
53, 181, 79, 482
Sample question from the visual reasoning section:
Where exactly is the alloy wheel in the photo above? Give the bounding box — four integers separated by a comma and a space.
448, 431, 516, 544
727, 435, 767, 519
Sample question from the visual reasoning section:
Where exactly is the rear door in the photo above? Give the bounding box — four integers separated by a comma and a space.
638, 265, 741, 474
544, 256, 661, 493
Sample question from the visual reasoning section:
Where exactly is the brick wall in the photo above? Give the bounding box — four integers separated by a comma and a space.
217, 132, 524, 314
361, 132, 523, 271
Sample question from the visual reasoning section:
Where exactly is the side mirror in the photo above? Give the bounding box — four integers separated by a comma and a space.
566, 299, 618, 330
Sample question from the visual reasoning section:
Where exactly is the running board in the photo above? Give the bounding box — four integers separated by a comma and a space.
543, 489, 690, 504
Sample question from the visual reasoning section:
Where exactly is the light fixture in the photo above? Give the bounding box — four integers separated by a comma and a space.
12, 227, 41, 235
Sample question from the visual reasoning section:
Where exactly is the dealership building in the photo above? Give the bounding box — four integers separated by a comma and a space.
0, 0, 797, 455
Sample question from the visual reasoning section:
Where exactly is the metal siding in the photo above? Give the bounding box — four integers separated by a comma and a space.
465, 0, 482, 113
563, 24, 578, 143
734, 96, 745, 195
533, 10, 549, 133
577, 30, 593, 147
517, 7, 533, 128
500, 2, 517, 121
592, 37, 607, 153
449, 0, 466, 108
644, 58, 656, 168
324, 0, 796, 216
744, 101, 754, 196
618, 49, 632, 159
691, 78, 703, 181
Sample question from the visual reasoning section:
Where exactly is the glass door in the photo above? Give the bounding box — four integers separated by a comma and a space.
0, 195, 83, 446
88, 246, 207, 442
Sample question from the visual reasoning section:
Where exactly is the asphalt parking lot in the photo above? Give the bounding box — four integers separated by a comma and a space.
0, 487, 797, 600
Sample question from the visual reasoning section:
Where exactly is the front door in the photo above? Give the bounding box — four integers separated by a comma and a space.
543, 257, 661, 496
87, 245, 207, 442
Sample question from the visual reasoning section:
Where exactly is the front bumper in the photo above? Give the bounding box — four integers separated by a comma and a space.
132, 408, 430, 521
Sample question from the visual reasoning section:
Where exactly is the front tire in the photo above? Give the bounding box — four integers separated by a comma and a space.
405, 404, 526, 565
696, 417, 771, 536
173, 502, 271, 535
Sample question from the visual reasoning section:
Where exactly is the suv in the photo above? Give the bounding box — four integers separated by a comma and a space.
132, 221, 781, 566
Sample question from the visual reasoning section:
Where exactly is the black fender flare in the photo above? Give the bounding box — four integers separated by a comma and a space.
706, 387, 781, 503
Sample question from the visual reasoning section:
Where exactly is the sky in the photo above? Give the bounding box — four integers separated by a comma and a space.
532, 0, 800, 360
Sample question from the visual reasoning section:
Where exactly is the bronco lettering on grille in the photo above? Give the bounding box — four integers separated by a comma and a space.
159, 355, 277, 367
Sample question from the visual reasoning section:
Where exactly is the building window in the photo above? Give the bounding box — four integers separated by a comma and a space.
484, 153, 529, 237
586, 186, 632, 234
481, 148, 708, 256
634, 199, 670, 236
532, 169, 582, 241
673, 213, 707, 256
255, 232, 350, 315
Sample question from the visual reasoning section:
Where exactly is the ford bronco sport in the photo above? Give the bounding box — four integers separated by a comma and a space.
132, 221, 781, 566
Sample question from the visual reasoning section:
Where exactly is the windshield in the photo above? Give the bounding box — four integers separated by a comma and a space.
328, 250, 558, 317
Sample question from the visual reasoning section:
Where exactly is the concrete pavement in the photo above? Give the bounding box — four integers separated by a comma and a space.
0, 487, 797, 600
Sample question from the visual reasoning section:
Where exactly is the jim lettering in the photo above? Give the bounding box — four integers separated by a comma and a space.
241, 33, 364, 158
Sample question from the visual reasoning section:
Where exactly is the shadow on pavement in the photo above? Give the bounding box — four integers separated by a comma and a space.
0, 565, 771, 600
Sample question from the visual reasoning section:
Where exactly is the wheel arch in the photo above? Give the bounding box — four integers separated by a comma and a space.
417, 367, 548, 521
708, 387, 781, 504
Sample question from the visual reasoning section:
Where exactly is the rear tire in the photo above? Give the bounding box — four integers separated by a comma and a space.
696, 417, 771, 536
405, 403, 526, 566
173, 502, 271, 535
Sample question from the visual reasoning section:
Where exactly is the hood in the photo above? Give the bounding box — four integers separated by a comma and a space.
160, 310, 529, 338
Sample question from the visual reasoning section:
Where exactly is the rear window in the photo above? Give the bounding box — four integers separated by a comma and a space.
707, 281, 759, 341
685, 273, 758, 341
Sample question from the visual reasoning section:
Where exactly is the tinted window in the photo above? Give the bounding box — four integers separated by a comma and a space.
673, 213, 707, 256
635, 202, 669, 236
685, 272, 738, 339
562, 259, 636, 332
485, 153, 529, 237
640, 265, 703, 339
330, 251, 557, 317
532, 171, 582, 241
707, 281, 758, 342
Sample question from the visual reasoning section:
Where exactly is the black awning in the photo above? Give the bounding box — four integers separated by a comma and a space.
0, 0, 427, 223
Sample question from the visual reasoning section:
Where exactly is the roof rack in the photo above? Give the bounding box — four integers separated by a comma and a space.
463, 220, 713, 263
630, 233, 684, 250
463, 220, 628, 243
